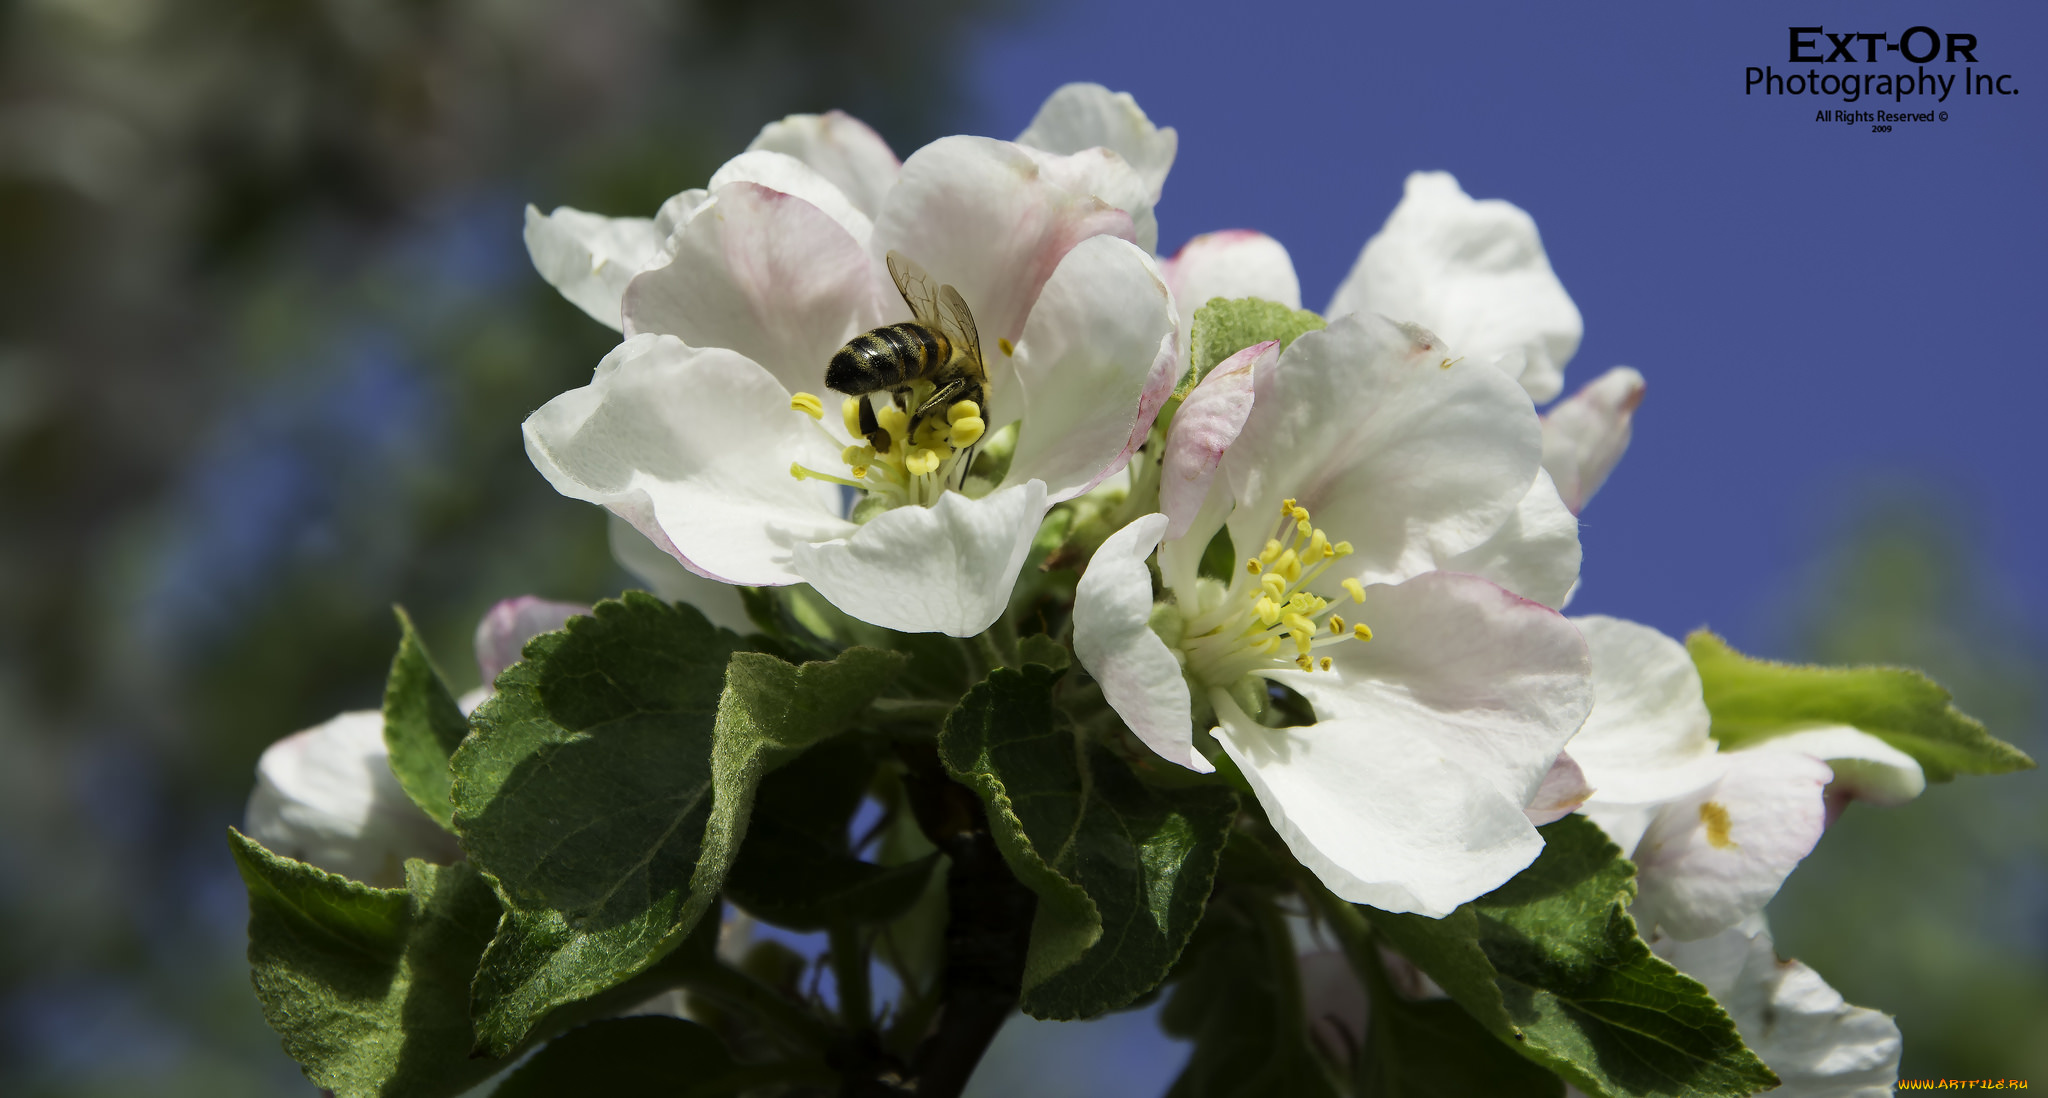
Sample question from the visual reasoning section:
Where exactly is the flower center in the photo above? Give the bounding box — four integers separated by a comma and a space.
1176, 498, 1373, 689
783, 386, 986, 510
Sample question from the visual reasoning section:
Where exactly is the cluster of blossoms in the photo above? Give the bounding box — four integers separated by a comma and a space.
248, 83, 1943, 1094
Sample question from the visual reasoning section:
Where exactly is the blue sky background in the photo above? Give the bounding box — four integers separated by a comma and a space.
969, 0, 2045, 654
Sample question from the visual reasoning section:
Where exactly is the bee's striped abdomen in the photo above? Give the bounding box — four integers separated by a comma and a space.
826, 323, 950, 396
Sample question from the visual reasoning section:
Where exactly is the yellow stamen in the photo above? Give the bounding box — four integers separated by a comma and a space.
1274, 548, 1300, 581
949, 417, 986, 447
947, 400, 981, 423
790, 392, 825, 419
1296, 655, 1314, 671
1353, 623, 1374, 642
1261, 573, 1286, 600
905, 448, 942, 476
1320, 657, 1333, 671
1260, 539, 1284, 565
1245, 559, 1263, 576
876, 404, 910, 440
1329, 615, 1346, 634
1332, 540, 1354, 557
1254, 597, 1281, 626
842, 396, 864, 437
1342, 578, 1367, 603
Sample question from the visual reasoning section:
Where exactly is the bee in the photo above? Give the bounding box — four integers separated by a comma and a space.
826, 251, 986, 455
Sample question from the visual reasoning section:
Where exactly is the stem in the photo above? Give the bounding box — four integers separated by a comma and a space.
681, 962, 835, 1055
831, 923, 873, 1033
897, 741, 1036, 1098
970, 630, 1009, 676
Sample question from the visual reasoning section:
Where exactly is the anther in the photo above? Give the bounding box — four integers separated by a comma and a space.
1353, 623, 1374, 642
949, 417, 985, 447
790, 392, 825, 419
842, 397, 864, 438
947, 400, 981, 423
1332, 541, 1354, 557
1320, 657, 1333, 671
1329, 615, 1345, 634
1261, 573, 1286, 600
1245, 559, 1263, 576
1341, 578, 1367, 603
1254, 597, 1281, 626
1260, 539, 1283, 565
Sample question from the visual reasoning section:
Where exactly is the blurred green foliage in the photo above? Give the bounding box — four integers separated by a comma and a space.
1767, 488, 2048, 1080
0, 0, 1002, 1093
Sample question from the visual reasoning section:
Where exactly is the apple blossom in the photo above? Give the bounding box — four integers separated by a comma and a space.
1074, 312, 1595, 916
1654, 917, 1902, 1097
522, 104, 1177, 638
1568, 616, 1926, 940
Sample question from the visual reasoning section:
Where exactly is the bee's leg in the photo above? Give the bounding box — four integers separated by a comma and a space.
858, 395, 892, 454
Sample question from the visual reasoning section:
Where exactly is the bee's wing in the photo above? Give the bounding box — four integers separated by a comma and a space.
886, 250, 944, 328
937, 284, 986, 385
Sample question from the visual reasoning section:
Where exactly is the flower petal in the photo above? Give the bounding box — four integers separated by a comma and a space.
1002, 235, 1178, 503
1283, 571, 1594, 812
1524, 751, 1593, 826
707, 149, 874, 247
791, 479, 1049, 637
474, 596, 591, 686
1074, 514, 1210, 773
1215, 708, 1544, 918
1744, 725, 1926, 808
243, 710, 460, 887
607, 514, 755, 634
1160, 340, 1272, 540
1439, 468, 1581, 609
746, 110, 899, 218
1015, 82, 1178, 203
871, 136, 1135, 352
1542, 366, 1645, 514
1160, 229, 1302, 310
524, 204, 666, 331
1223, 312, 1543, 588
1631, 748, 1831, 941
523, 333, 853, 587
1654, 919, 1901, 1097
1326, 171, 1582, 403
1567, 616, 1724, 806
623, 182, 881, 396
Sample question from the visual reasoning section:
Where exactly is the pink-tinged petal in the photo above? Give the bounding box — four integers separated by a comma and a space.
707, 149, 873, 246
1224, 313, 1543, 589
606, 514, 755, 635
1160, 341, 1272, 540
1327, 171, 1582, 403
523, 334, 853, 588
623, 182, 881, 396
524, 204, 665, 331
1739, 725, 1926, 816
746, 110, 899, 218
474, 596, 592, 687
1631, 749, 1831, 941
1161, 229, 1302, 310
1440, 468, 1580, 609
1216, 703, 1544, 918
1567, 616, 1724, 806
792, 480, 1048, 637
1074, 515, 1209, 773
1655, 920, 1901, 1096
1283, 571, 1594, 812
244, 711, 460, 887
1016, 82, 1178, 203
871, 136, 1136, 353
1542, 366, 1644, 514
1001, 236, 1178, 503
1524, 751, 1593, 825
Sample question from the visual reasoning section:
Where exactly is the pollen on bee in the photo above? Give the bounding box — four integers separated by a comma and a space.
790, 392, 825, 419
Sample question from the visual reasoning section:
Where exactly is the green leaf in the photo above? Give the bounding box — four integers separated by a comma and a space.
1362, 816, 1778, 1098
1016, 632, 1071, 673
725, 736, 939, 929
1160, 891, 1339, 1098
490, 1017, 747, 1097
1688, 630, 2034, 781
452, 592, 904, 1054
381, 607, 472, 830
1184, 297, 1327, 392
232, 828, 509, 1098
938, 664, 1236, 1019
